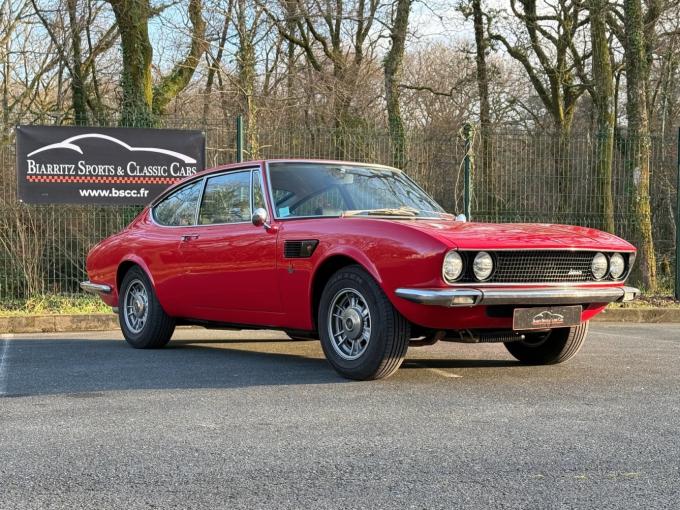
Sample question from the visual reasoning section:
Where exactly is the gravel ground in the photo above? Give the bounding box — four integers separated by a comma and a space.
0, 323, 678, 509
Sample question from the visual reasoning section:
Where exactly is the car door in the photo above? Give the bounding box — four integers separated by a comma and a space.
182, 168, 281, 322
145, 178, 205, 317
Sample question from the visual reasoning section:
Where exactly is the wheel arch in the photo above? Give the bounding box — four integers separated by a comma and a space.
116, 256, 155, 292
309, 250, 383, 332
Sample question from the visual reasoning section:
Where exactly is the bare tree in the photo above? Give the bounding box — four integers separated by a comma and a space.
107, 0, 207, 126
383, 0, 412, 168
619, 0, 660, 290
588, 0, 616, 233
461, 0, 497, 216
234, 0, 264, 157
489, 0, 589, 215
202, 0, 232, 123
262, 0, 385, 154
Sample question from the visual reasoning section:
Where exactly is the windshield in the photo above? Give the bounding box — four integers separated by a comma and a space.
267, 162, 447, 218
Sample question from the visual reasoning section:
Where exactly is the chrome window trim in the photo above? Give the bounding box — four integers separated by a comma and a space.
150, 166, 262, 229
251, 168, 269, 214
194, 176, 208, 226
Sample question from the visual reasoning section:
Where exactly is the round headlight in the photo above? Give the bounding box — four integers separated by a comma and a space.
610, 253, 625, 279
591, 252, 608, 280
443, 251, 464, 283
473, 251, 494, 281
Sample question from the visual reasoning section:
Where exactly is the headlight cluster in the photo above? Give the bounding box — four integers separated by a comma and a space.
442, 250, 631, 285
442, 250, 495, 283
591, 252, 627, 280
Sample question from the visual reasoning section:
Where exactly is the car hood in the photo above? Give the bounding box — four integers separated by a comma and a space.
398, 220, 636, 251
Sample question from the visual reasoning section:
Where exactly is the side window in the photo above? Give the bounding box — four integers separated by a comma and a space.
153, 180, 203, 226
199, 171, 251, 225
252, 170, 267, 211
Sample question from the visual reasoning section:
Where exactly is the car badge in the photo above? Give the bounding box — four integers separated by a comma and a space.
531, 311, 565, 327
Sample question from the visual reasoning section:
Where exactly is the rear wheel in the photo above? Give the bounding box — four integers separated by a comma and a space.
504, 321, 589, 365
118, 266, 175, 349
318, 265, 410, 380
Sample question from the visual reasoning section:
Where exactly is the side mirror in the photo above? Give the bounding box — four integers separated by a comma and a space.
455, 214, 467, 222
252, 207, 271, 229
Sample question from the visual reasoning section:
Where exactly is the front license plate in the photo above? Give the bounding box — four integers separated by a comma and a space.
512, 305, 582, 330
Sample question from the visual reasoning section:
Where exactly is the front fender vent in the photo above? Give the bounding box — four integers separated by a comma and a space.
284, 240, 319, 259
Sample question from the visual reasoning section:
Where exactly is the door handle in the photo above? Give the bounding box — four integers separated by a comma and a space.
181, 234, 199, 242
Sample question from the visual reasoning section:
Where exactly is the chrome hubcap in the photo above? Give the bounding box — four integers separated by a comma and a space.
328, 288, 371, 360
124, 280, 148, 334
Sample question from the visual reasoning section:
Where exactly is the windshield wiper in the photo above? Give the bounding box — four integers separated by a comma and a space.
343, 207, 419, 217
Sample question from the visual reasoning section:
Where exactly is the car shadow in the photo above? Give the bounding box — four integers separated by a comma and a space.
2, 337, 345, 397
2, 336, 521, 397
401, 358, 519, 369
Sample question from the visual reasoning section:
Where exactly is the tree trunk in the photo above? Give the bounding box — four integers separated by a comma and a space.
107, 0, 154, 126
152, 0, 206, 115
553, 121, 573, 219
471, 0, 496, 218
2, 37, 10, 141
589, 0, 615, 233
284, 0, 298, 129
623, 0, 657, 290
66, 0, 87, 124
332, 61, 350, 159
236, 0, 258, 158
383, 0, 411, 169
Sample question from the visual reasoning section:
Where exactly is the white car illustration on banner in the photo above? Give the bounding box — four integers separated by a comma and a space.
27, 133, 197, 164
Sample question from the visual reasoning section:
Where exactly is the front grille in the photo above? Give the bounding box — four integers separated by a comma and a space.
458, 251, 629, 283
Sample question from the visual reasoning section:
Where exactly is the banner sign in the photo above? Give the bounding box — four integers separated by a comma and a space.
16, 125, 205, 204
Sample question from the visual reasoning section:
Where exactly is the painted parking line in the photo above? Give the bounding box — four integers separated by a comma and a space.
0, 334, 12, 396
410, 362, 463, 379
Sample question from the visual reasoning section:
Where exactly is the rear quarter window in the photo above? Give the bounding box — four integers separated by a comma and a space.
153, 180, 203, 226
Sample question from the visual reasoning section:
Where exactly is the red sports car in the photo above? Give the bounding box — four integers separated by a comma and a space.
82, 159, 639, 380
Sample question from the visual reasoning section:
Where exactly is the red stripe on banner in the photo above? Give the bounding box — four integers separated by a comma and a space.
26, 176, 181, 184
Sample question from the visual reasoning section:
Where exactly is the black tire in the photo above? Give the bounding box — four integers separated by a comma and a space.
504, 321, 589, 365
318, 265, 410, 380
118, 266, 175, 349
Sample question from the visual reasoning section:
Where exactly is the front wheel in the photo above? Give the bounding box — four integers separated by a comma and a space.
318, 265, 410, 380
504, 321, 589, 365
119, 266, 175, 349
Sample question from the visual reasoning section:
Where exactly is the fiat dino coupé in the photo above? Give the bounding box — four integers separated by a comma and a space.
82, 160, 639, 380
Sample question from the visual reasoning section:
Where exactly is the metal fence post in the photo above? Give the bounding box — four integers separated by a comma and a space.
676, 127, 680, 300
463, 123, 473, 220
236, 115, 244, 163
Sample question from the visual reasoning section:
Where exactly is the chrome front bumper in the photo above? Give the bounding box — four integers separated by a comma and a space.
80, 281, 112, 294
395, 286, 640, 307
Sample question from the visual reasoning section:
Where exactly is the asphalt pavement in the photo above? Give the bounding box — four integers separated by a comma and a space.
0, 324, 678, 509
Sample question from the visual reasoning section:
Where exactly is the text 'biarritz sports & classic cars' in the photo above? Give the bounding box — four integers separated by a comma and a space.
82, 160, 639, 380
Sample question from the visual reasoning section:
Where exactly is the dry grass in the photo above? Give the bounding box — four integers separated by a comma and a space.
0, 295, 110, 317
